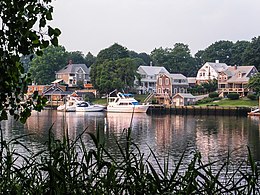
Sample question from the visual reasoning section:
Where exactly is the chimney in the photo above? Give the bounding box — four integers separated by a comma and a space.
215, 60, 219, 63
150, 61, 153, 66
234, 65, 237, 70
69, 59, 73, 65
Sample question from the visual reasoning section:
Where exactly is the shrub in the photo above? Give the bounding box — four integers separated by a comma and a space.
247, 94, 257, 100
227, 93, 240, 100
209, 92, 219, 98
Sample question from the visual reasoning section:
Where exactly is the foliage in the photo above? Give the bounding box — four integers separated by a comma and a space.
85, 52, 96, 67
0, 126, 259, 194
0, 0, 60, 122
151, 43, 198, 76
90, 43, 137, 94
209, 92, 219, 98
92, 58, 137, 94
95, 43, 129, 64
227, 93, 240, 100
242, 36, 260, 70
201, 79, 218, 93
247, 94, 258, 100
29, 46, 67, 84
248, 72, 260, 95
67, 51, 87, 64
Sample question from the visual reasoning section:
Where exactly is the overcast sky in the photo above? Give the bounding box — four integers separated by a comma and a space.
51, 0, 260, 56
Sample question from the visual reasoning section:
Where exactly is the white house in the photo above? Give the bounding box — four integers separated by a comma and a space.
135, 65, 169, 94
196, 61, 229, 84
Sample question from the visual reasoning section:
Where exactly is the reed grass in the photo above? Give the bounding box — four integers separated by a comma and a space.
0, 125, 259, 194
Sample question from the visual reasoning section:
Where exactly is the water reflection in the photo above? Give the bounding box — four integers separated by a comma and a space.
1, 110, 260, 164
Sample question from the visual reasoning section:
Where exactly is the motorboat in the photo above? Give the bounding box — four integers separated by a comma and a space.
57, 96, 105, 112
76, 101, 105, 112
248, 108, 260, 116
57, 98, 78, 112
106, 91, 149, 113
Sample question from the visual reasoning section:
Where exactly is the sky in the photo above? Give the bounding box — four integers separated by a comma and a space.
51, 0, 260, 56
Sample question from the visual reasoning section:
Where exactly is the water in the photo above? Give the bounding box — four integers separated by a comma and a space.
1, 110, 260, 165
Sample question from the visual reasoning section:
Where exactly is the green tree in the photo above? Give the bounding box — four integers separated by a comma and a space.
248, 73, 260, 95
195, 40, 234, 64
242, 36, 260, 70
85, 52, 96, 67
151, 43, 198, 76
67, 51, 87, 64
0, 0, 60, 122
96, 43, 129, 64
29, 46, 67, 84
92, 58, 136, 94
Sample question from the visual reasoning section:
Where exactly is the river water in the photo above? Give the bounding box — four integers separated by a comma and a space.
1, 110, 260, 166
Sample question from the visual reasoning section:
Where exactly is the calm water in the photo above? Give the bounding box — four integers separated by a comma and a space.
1, 110, 260, 165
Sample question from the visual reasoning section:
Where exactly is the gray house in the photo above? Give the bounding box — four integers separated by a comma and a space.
55, 61, 90, 87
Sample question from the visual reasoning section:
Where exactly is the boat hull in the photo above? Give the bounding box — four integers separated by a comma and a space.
106, 105, 149, 113
76, 105, 105, 112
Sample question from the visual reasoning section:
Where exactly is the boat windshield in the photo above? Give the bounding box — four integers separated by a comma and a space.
132, 101, 139, 105
123, 94, 134, 98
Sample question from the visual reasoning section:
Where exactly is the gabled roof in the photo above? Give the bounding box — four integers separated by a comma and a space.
173, 93, 195, 99
56, 64, 89, 74
138, 65, 169, 76
224, 66, 257, 83
206, 62, 229, 72
170, 74, 187, 80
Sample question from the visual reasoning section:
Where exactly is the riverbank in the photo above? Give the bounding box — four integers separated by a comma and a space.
148, 105, 252, 116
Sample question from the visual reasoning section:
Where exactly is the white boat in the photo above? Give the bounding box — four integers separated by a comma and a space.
76, 101, 105, 112
57, 96, 105, 112
57, 98, 77, 112
106, 92, 149, 113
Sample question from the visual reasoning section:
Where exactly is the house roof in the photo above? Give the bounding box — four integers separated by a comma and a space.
173, 93, 195, 99
206, 62, 229, 72
170, 74, 187, 80
224, 66, 257, 83
187, 77, 196, 83
138, 66, 169, 76
56, 63, 89, 74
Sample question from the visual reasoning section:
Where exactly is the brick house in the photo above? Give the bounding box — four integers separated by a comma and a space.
155, 73, 189, 105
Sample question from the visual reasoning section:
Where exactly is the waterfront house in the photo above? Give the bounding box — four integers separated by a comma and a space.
55, 60, 91, 88
135, 65, 169, 94
218, 65, 258, 97
155, 73, 189, 105
42, 84, 69, 102
196, 61, 229, 84
172, 93, 196, 106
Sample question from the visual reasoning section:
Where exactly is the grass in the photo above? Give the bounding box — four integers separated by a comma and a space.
0, 124, 259, 194
197, 98, 258, 107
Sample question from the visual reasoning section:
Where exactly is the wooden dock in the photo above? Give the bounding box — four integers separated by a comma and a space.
147, 105, 251, 117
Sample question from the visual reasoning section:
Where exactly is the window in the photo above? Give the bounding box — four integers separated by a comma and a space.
159, 78, 162, 85
165, 78, 169, 85
158, 88, 162, 94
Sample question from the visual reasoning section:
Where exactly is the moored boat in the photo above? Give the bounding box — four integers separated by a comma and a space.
106, 91, 149, 113
76, 101, 106, 112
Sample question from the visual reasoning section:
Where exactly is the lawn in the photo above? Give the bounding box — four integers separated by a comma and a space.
198, 98, 258, 107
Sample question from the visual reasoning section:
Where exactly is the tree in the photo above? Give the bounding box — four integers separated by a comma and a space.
242, 36, 260, 70
85, 52, 96, 67
67, 51, 87, 64
92, 58, 136, 94
0, 0, 60, 122
195, 41, 234, 64
90, 43, 132, 93
248, 73, 260, 95
29, 46, 68, 84
151, 43, 198, 76
95, 43, 129, 64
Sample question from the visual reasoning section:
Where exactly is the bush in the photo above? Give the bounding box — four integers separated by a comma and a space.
209, 92, 219, 98
227, 93, 240, 100
247, 94, 257, 100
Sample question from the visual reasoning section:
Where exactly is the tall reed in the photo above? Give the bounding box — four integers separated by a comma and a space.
0, 124, 259, 194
